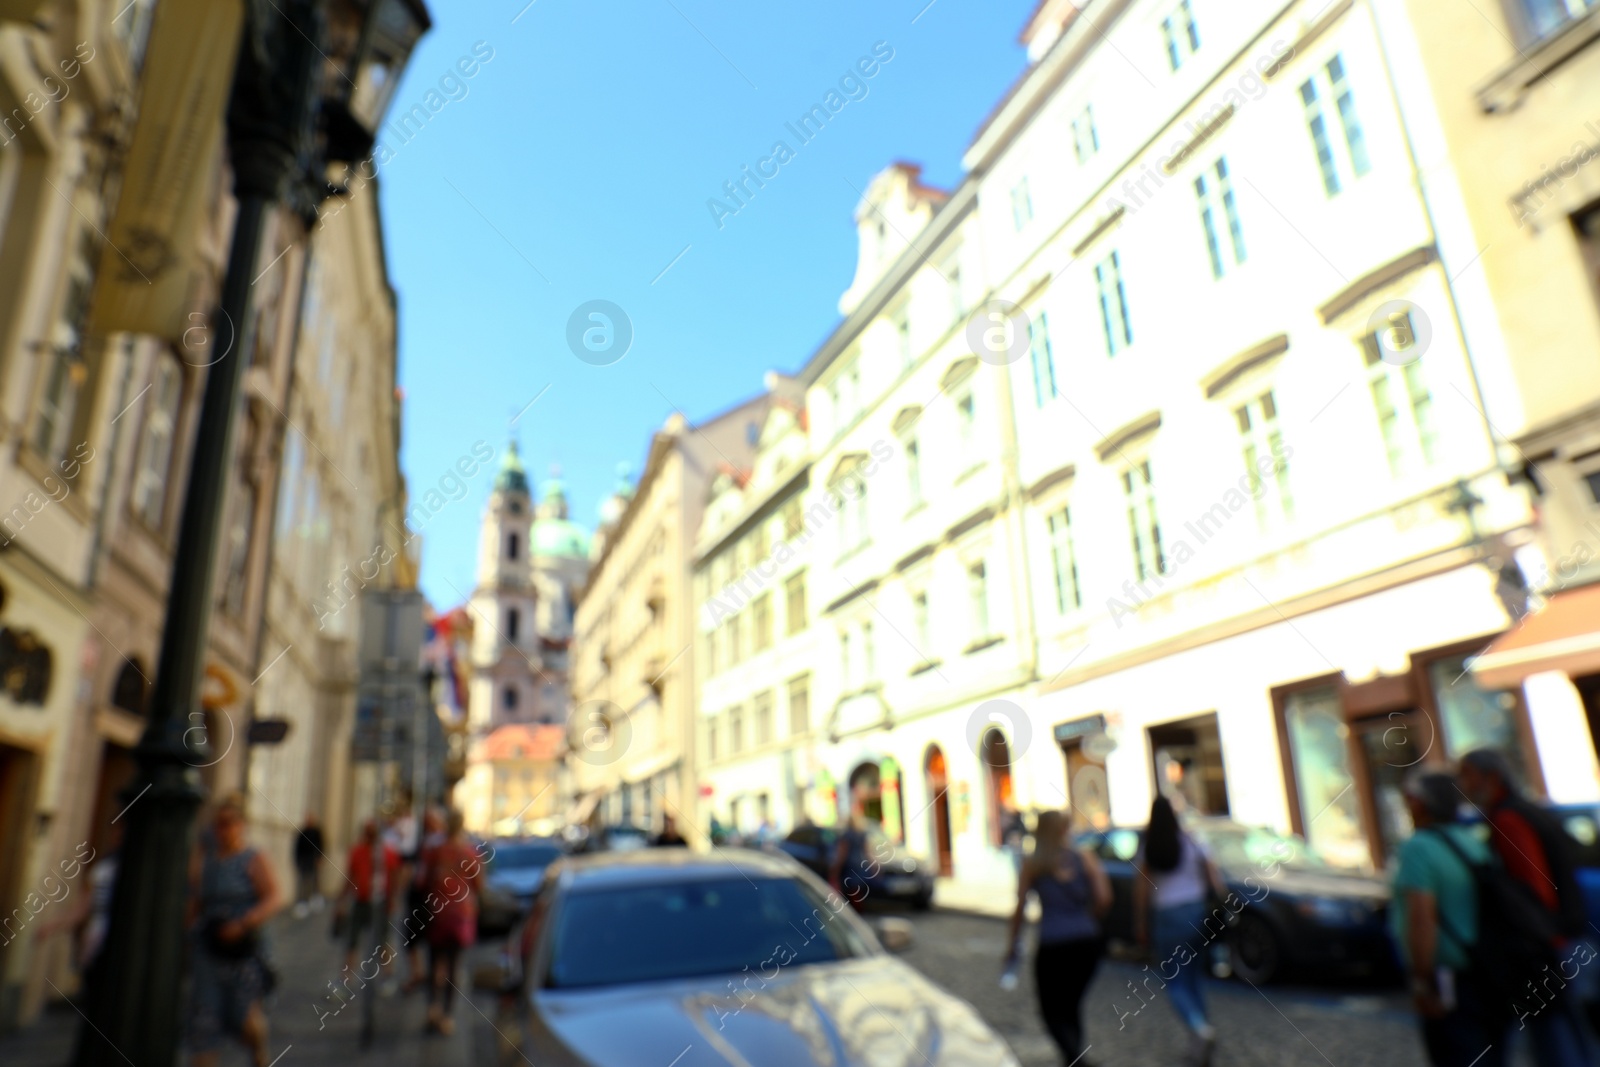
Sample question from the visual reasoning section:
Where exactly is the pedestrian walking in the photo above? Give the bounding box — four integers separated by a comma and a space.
187, 793, 282, 1067
1131, 796, 1226, 1067
402, 806, 446, 993
1458, 748, 1593, 1065
652, 813, 689, 847
1004, 809, 1111, 1066
337, 819, 401, 977
293, 812, 324, 918
829, 806, 872, 911
1000, 800, 1028, 879
422, 809, 483, 1035
1392, 769, 1509, 1067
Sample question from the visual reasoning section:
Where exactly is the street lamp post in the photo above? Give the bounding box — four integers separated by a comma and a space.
74, 3, 323, 1065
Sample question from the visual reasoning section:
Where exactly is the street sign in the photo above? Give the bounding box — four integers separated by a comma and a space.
247, 719, 291, 744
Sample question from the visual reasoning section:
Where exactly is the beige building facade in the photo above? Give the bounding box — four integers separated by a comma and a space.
569, 400, 767, 838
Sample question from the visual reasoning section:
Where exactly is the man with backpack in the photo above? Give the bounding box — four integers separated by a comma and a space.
1459, 748, 1594, 1066
1392, 770, 1508, 1066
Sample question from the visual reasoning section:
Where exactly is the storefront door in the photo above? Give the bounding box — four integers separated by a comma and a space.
1351, 712, 1423, 864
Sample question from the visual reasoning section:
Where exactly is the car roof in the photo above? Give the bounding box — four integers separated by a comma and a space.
555, 847, 803, 890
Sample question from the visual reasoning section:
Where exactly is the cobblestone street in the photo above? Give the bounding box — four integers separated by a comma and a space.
895, 908, 1433, 1067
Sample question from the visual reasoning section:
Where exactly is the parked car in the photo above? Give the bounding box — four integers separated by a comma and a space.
477, 838, 566, 934
1076, 817, 1394, 984
490, 848, 1018, 1066
773, 823, 934, 909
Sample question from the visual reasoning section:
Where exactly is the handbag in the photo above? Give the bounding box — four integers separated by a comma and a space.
203, 917, 259, 960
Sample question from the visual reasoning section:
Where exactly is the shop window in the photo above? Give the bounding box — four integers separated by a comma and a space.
1282, 686, 1369, 869
1430, 655, 1528, 771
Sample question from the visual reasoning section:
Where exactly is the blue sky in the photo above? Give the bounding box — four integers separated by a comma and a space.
379, 0, 1038, 608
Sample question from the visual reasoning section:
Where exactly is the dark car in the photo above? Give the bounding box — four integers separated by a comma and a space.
478, 839, 566, 935
773, 824, 934, 909
1077, 817, 1394, 984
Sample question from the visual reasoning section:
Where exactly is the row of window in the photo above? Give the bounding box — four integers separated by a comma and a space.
702, 570, 807, 677
839, 559, 997, 687
705, 673, 811, 762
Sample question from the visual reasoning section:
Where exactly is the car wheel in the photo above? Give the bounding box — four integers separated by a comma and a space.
911, 891, 932, 911
1228, 912, 1281, 984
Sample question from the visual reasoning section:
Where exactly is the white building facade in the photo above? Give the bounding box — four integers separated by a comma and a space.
694, 0, 1600, 889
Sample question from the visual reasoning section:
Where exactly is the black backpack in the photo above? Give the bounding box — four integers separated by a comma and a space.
1502, 797, 1589, 940
1427, 828, 1560, 1021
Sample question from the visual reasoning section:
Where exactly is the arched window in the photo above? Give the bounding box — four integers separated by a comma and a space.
981, 729, 1015, 847
507, 532, 519, 560
507, 607, 520, 642
112, 658, 150, 715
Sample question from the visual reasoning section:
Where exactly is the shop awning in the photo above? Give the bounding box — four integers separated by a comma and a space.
1471, 583, 1600, 690
564, 789, 603, 827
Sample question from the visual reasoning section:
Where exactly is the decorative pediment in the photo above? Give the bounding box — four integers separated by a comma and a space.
891, 405, 923, 436
940, 356, 979, 392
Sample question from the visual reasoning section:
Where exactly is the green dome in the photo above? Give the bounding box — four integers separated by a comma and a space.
494, 441, 529, 495
533, 517, 590, 559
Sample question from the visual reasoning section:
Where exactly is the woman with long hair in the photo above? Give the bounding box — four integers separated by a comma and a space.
1132, 796, 1227, 1066
1004, 809, 1112, 1066
423, 809, 484, 1035
187, 793, 282, 1067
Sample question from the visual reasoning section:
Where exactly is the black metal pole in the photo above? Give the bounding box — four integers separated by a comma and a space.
75, 4, 322, 1064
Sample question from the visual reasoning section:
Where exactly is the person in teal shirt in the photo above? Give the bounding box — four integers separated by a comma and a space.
1390, 770, 1505, 1067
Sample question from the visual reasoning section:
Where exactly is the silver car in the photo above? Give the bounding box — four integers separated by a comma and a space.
492, 848, 1020, 1067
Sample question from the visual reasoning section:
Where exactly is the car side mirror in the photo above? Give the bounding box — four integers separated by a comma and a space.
875, 916, 915, 953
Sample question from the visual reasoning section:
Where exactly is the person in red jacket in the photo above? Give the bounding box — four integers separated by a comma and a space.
1458, 748, 1593, 1067
338, 819, 402, 975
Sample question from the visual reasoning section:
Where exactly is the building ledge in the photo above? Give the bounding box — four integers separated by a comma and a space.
1477, 7, 1600, 113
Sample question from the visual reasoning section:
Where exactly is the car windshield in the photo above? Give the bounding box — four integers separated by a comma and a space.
544, 875, 871, 988
1193, 825, 1329, 873
491, 844, 562, 869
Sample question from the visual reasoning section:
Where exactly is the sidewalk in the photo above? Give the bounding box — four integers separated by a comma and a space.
932, 875, 1018, 919
0, 906, 505, 1067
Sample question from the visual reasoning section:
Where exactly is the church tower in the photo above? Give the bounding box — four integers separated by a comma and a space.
467, 441, 542, 731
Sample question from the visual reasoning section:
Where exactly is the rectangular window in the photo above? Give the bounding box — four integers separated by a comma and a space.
33, 231, 97, 464
1195, 157, 1246, 278
788, 674, 810, 736
753, 691, 773, 747
840, 630, 853, 687
904, 435, 922, 506
729, 706, 744, 754
1235, 390, 1293, 524
912, 590, 931, 659
222, 482, 256, 617
703, 628, 719, 677
133, 355, 184, 528
1011, 178, 1033, 231
956, 390, 976, 448
1095, 251, 1133, 355
728, 611, 744, 665
752, 593, 772, 652
948, 264, 965, 322
1071, 105, 1099, 164
861, 621, 875, 681
1161, 0, 1201, 70
1048, 506, 1082, 613
1360, 316, 1437, 475
707, 717, 720, 763
1029, 313, 1058, 406
1301, 55, 1370, 198
1517, 0, 1599, 41
1123, 460, 1165, 581
896, 313, 913, 368
785, 570, 807, 635
968, 562, 990, 641
782, 499, 804, 540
